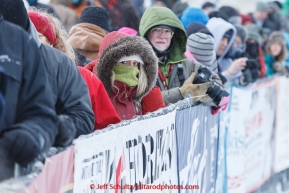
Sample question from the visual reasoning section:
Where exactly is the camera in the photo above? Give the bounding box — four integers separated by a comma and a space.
239, 59, 260, 86
193, 67, 229, 106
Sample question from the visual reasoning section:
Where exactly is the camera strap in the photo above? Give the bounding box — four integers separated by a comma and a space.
177, 63, 185, 86
158, 64, 174, 89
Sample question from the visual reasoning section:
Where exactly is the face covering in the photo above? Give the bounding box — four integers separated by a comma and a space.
113, 65, 139, 87
246, 42, 259, 58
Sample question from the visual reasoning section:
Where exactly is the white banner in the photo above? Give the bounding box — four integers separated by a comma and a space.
244, 81, 275, 192
227, 80, 276, 193
74, 110, 178, 193
274, 77, 289, 173
226, 87, 248, 193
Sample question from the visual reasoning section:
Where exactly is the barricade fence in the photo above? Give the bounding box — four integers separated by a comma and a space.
0, 76, 289, 193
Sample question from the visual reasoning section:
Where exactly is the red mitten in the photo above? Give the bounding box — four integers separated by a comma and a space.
211, 106, 221, 115
211, 104, 228, 115
84, 60, 97, 74
142, 86, 166, 114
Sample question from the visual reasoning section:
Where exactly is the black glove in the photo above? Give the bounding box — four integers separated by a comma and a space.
53, 115, 77, 147
239, 59, 260, 86
239, 68, 252, 86
0, 129, 41, 166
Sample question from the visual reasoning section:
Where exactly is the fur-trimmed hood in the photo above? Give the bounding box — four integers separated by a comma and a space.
96, 32, 158, 101
266, 31, 287, 61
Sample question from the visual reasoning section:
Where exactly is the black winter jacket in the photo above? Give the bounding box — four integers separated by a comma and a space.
1, 0, 95, 138
0, 16, 58, 150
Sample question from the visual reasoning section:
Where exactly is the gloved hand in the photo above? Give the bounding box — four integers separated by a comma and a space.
211, 104, 228, 115
239, 68, 252, 86
142, 86, 166, 114
0, 129, 41, 166
239, 67, 260, 86
273, 61, 289, 76
179, 72, 212, 102
53, 115, 77, 147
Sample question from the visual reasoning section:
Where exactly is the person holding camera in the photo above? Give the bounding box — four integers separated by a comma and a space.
207, 17, 255, 86
226, 24, 260, 86
139, 7, 228, 107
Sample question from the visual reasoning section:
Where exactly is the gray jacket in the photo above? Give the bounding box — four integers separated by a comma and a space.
29, 21, 95, 137
158, 59, 224, 106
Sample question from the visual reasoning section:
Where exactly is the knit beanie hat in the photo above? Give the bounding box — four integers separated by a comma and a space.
78, 6, 109, 32
118, 27, 138, 36
186, 22, 213, 37
208, 11, 229, 21
28, 11, 56, 46
234, 24, 247, 43
219, 6, 242, 25
219, 6, 239, 18
172, 1, 189, 16
240, 14, 254, 25
256, 2, 270, 12
245, 24, 262, 44
118, 54, 144, 64
186, 33, 218, 72
181, 7, 209, 28
0, 0, 30, 31
202, 2, 216, 10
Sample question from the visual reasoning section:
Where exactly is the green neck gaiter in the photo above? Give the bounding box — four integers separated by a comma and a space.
113, 65, 139, 87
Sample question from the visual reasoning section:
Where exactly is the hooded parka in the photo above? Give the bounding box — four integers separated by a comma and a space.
95, 32, 165, 120
139, 7, 224, 106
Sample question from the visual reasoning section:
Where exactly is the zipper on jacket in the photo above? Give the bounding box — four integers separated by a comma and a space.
134, 101, 140, 115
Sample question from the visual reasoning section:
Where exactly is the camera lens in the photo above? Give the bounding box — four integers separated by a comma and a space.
206, 81, 222, 99
193, 67, 212, 84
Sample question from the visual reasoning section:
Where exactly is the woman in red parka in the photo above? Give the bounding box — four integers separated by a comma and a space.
88, 31, 166, 120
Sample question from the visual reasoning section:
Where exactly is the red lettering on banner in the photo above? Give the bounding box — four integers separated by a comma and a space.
245, 112, 263, 137
89, 183, 200, 190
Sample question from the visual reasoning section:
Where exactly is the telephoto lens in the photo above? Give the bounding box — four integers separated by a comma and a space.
206, 81, 229, 106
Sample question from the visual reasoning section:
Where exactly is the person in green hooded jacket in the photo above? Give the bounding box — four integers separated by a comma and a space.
139, 6, 226, 107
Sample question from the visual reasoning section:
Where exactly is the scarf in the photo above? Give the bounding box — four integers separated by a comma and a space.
113, 65, 139, 87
